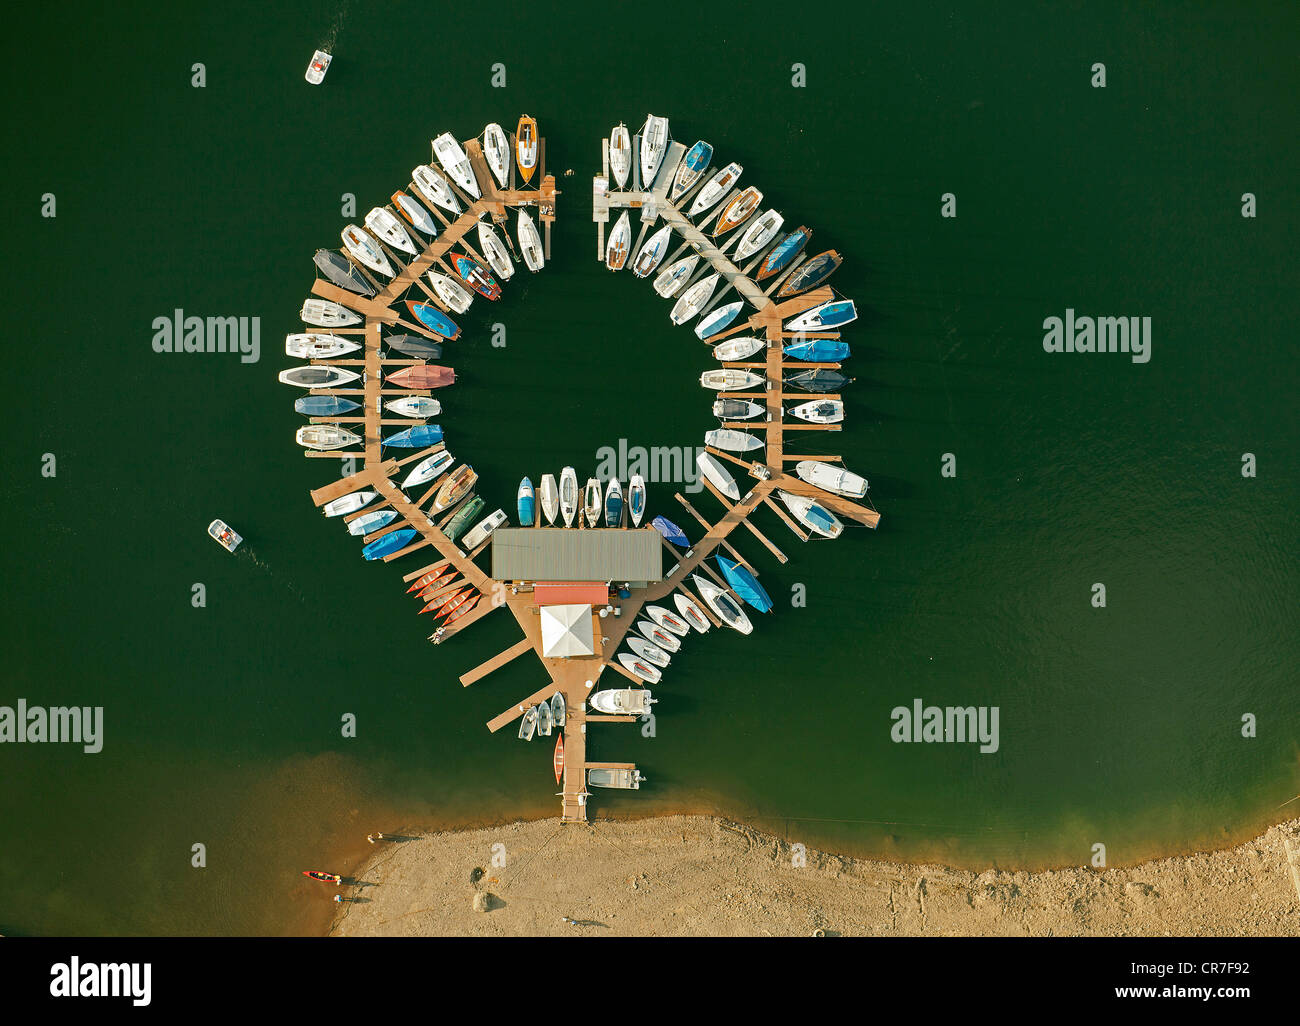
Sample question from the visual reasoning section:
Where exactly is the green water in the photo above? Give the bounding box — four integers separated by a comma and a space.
2, 1, 1297, 935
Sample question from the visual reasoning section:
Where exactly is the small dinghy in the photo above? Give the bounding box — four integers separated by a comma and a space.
402, 450, 455, 488
550, 691, 566, 728
716, 555, 773, 613
627, 474, 646, 527
651, 515, 688, 548
690, 162, 743, 217
323, 491, 376, 518
783, 339, 851, 363
590, 689, 655, 715
404, 301, 461, 340
583, 478, 602, 528
348, 510, 399, 536
386, 335, 443, 360
696, 452, 741, 501
674, 592, 710, 633
313, 249, 374, 297
646, 605, 690, 638
278, 365, 359, 388
695, 300, 744, 340
296, 425, 361, 451
301, 299, 361, 328
603, 478, 623, 527
517, 210, 545, 271
426, 270, 474, 314
412, 164, 461, 216
517, 477, 536, 526
691, 574, 753, 634
713, 398, 764, 420
734, 209, 784, 261
713, 336, 765, 362
391, 191, 439, 237
302, 870, 341, 884
617, 652, 661, 684
606, 212, 631, 271
365, 206, 417, 256
477, 220, 515, 280
776, 250, 843, 298
636, 619, 681, 653
607, 123, 631, 189
788, 399, 844, 424
653, 254, 699, 298
756, 226, 812, 280
341, 224, 394, 277
284, 333, 358, 359
627, 636, 670, 668
295, 395, 360, 417
705, 429, 763, 453
559, 467, 578, 527
778, 490, 844, 539
699, 368, 763, 391
796, 460, 868, 498
785, 369, 852, 392
518, 705, 539, 741
632, 224, 673, 278
463, 509, 508, 551
786, 299, 858, 333
670, 139, 713, 200
670, 272, 720, 325
383, 425, 444, 448
711, 187, 763, 236
539, 473, 559, 525
362, 528, 416, 560
386, 396, 441, 418
483, 123, 510, 188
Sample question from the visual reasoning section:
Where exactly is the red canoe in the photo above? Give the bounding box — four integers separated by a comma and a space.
387, 365, 456, 390
553, 732, 565, 784
407, 567, 450, 593
302, 870, 341, 884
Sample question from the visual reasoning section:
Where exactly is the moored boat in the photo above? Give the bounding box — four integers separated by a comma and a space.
689, 162, 742, 217
391, 190, 439, 236
699, 368, 764, 391
704, 428, 763, 452
517, 477, 535, 526
301, 298, 361, 327
403, 301, 462, 339
755, 226, 811, 281
296, 394, 361, 416
775, 249, 843, 298
627, 636, 670, 668
302, 870, 341, 884
632, 224, 673, 278
590, 688, 655, 716
646, 605, 690, 637
412, 164, 461, 215
365, 206, 417, 256
444, 496, 485, 543
695, 300, 744, 339
653, 254, 699, 297
783, 339, 850, 362
385, 335, 443, 360
712, 397, 764, 420
734, 209, 784, 261
587, 766, 644, 789
426, 270, 474, 314
603, 477, 623, 527
559, 467, 578, 527
536, 696, 553, 738
690, 574, 753, 634
539, 474, 559, 525
477, 220, 514, 280
786, 299, 858, 332
382, 424, 444, 448
386, 364, 456, 389
712, 336, 765, 362
451, 252, 501, 300
605, 212, 631, 271
674, 592, 710, 632
284, 333, 359, 359
341, 224, 393, 277
432, 132, 480, 198
796, 460, 868, 498
461, 507, 507, 549
670, 139, 713, 200
385, 395, 441, 418
607, 123, 631, 189
711, 186, 763, 236
518, 705, 538, 741
670, 272, 720, 324
550, 691, 566, 728
715, 554, 774, 613
296, 425, 361, 451
639, 114, 669, 187
635, 619, 680, 653
785, 369, 852, 392
278, 365, 360, 388
516, 210, 544, 271
695, 452, 740, 500
401, 449, 455, 488
323, 491, 376, 518
433, 465, 477, 512
788, 399, 844, 424
627, 474, 646, 527
313, 249, 374, 297
616, 652, 661, 685
362, 528, 416, 560
582, 478, 602, 528
651, 515, 688, 548
777, 489, 844, 538
483, 122, 510, 187
515, 115, 538, 184
348, 509, 399, 536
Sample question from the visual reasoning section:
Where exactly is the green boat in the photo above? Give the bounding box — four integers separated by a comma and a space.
444, 496, 484, 542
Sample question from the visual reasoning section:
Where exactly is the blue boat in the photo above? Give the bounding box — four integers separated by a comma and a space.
362, 528, 416, 560
783, 339, 851, 362
295, 395, 360, 417
517, 477, 536, 527
715, 555, 773, 613
382, 425, 444, 448
684, 140, 712, 172
651, 515, 689, 548
604, 479, 623, 527
403, 300, 461, 340
786, 299, 857, 332
756, 226, 811, 281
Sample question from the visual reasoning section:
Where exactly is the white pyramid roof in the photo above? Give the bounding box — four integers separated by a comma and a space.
540, 603, 595, 658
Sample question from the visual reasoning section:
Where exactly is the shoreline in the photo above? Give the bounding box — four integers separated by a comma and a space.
322, 813, 1300, 937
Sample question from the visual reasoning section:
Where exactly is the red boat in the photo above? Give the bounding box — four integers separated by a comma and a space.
422, 585, 468, 616
553, 732, 565, 784
386, 364, 456, 390
407, 567, 450, 593
451, 253, 501, 300
417, 572, 457, 599
302, 870, 341, 884
436, 590, 477, 623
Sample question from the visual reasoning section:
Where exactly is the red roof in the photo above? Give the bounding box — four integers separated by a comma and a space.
534, 582, 610, 606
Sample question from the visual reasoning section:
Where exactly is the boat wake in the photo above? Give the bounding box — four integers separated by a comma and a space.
239, 548, 309, 605
323, 0, 351, 49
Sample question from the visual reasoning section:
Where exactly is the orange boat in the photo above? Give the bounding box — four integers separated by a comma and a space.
711, 186, 763, 237
422, 585, 469, 616
407, 567, 450, 593
386, 364, 456, 390
553, 732, 565, 784
419, 574, 460, 601
433, 465, 477, 512
302, 870, 341, 884
440, 591, 479, 624
515, 115, 538, 184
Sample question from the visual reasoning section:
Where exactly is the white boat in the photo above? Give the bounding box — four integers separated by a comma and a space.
516, 210, 545, 272
401, 450, 455, 488
412, 165, 461, 215
365, 207, 417, 256
669, 272, 720, 325
670, 139, 713, 200
305, 50, 331, 85
796, 460, 868, 498
550, 692, 566, 728
296, 425, 361, 451
588, 766, 644, 789
432, 132, 480, 198
341, 225, 393, 277
653, 254, 699, 298
590, 688, 655, 715
392, 191, 438, 236
462, 508, 508, 550
208, 518, 242, 553
583, 478, 602, 528
483, 123, 510, 187
559, 467, 578, 527
695, 452, 740, 500
674, 593, 710, 633
278, 365, 360, 388
639, 114, 669, 188
789, 399, 844, 424
786, 299, 858, 332
323, 491, 376, 518
608, 124, 631, 189
778, 489, 844, 539
426, 270, 474, 314
385, 396, 441, 418
605, 211, 632, 271
300, 299, 360, 328
700, 368, 764, 392
713, 337, 765, 362
632, 224, 673, 278
539, 473, 559, 525
635, 619, 680, 652
695, 300, 745, 340
518, 705, 538, 741
691, 575, 753, 634
627, 474, 646, 527
689, 162, 742, 216
627, 636, 670, 668
284, 333, 359, 359
734, 210, 785, 261
712, 398, 764, 420
646, 605, 691, 637
603, 477, 623, 527
536, 697, 553, 737
617, 652, 661, 684
705, 429, 763, 453
477, 220, 515, 280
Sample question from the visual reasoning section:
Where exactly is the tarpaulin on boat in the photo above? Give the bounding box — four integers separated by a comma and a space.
534, 582, 610, 606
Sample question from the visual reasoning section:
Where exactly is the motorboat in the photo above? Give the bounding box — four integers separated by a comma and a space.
433, 465, 477, 512
695, 300, 744, 340
515, 115, 538, 184
788, 399, 844, 423
712, 398, 764, 420
348, 510, 399, 536
704, 429, 763, 452
550, 692, 566, 728
607, 123, 631, 189
278, 365, 359, 388
711, 187, 762, 236
539, 474, 559, 525
631, 224, 673, 278
603, 477, 623, 527
674, 592, 710, 633
689, 162, 742, 217
670, 139, 713, 200
341, 224, 393, 277
536, 694, 553, 737
517, 477, 535, 526
401, 450, 455, 488
669, 272, 719, 324
483, 123, 510, 187
606, 211, 631, 271
432, 132, 480, 198
651, 515, 688, 548
385, 396, 441, 418
362, 528, 416, 560
382, 425, 444, 448
313, 249, 374, 296
284, 333, 359, 359
451, 252, 501, 300
208, 519, 242, 553
589, 689, 655, 716
796, 460, 868, 498
755, 226, 811, 281
653, 254, 698, 297
517, 210, 545, 271
785, 369, 852, 392
734, 210, 784, 261
616, 653, 661, 685
296, 425, 361, 451
712, 336, 765, 362
587, 766, 644, 789
386, 364, 456, 389
699, 368, 764, 391
690, 574, 753, 634
412, 164, 461, 215
462, 508, 508, 550
518, 705, 538, 741
786, 299, 857, 332
391, 191, 439, 236
715, 554, 773, 613
646, 605, 690, 637
635, 619, 680, 653
582, 478, 602, 527
305, 50, 331, 85
403, 301, 462, 339
386, 335, 442, 360
783, 339, 850, 362
426, 270, 474, 314
627, 636, 670, 668
296, 395, 359, 417
365, 206, 417, 256
322, 491, 376, 517
695, 452, 740, 500
627, 474, 646, 527
301, 299, 360, 328
778, 489, 844, 539
444, 497, 485, 542
776, 250, 842, 298
639, 114, 669, 187
477, 220, 515, 280
559, 467, 578, 526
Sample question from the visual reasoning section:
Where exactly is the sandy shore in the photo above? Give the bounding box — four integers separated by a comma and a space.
328, 814, 1300, 937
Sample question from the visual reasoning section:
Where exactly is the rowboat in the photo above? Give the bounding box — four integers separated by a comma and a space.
590, 689, 655, 715
296, 425, 361, 451
670, 273, 719, 324
403, 301, 462, 339
391, 191, 438, 236
462, 507, 508, 550
699, 368, 763, 391
627, 474, 646, 527
788, 399, 844, 424
695, 300, 744, 339
385, 364, 456, 389
713, 337, 765, 362
421, 584, 468, 615
734, 210, 784, 261
635, 619, 680, 653
550, 691, 566, 728
426, 270, 473, 314
412, 164, 461, 215
587, 767, 644, 789
432, 132, 480, 198
386, 335, 443, 360
483, 123, 510, 187
695, 452, 740, 500
627, 636, 670, 668
582, 478, 602, 528
539, 473, 558, 525
300, 299, 360, 328
674, 593, 710, 633
712, 398, 764, 420
690, 574, 753, 634
348, 510, 399, 536
417, 573, 458, 602
313, 249, 374, 296
603, 477, 623, 527
365, 206, 417, 256
433, 465, 476, 512
607, 124, 631, 189
785, 369, 852, 392
650, 515, 688, 548
606, 212, 631, 271
711, 187, 763, 236
783, 339, 850, 362
515, 115, 538, 184
301, 870, 341, 884
440, 591, 479, 626
305, 50, 331, 86
383, 425, 443, 448
517, 478, 535, 527
653, 254, 699, 297
285, 333, 359, 359
617, 652, 661, 684
778, 489, 844, 538
278, 365, 359, 388
755, 226, 811, 281
208, 519, 242, 553
689, 162, 742, 217
716, 555, 773, 613
385, 396, 441, 418
451, 252, 501, 300
362, 528, 416, 560
670, 139, 713, 200
536, 695, 554, 737
796, 460, 868, 498
646, 605, 690, 637
341, 224, 393, 277
323, 491, 375, 517
559, 467, 578, 526
444, 497, 485, 543
517, 705, 538, 741
553, 732, 565, 784
408, 567, 452, 593
632, 224, 673, 278
516, 210, 544, 271
639, 114, 669, 187
786, 299, 857, 332
401, 450, 455, 488
477, 221, 515, 280
704, 429, 763, 452
775, 250, 842, 298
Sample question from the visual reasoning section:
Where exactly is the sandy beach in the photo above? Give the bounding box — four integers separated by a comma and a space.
327, 814, 1300, 937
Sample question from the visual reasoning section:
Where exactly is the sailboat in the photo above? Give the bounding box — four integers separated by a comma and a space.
341, 225, 393, 277
695, 300, 744, 340
483, 123, 510, 187
515, 115, 538, 184
365, 207, 417, 256
639, 114, 669, 187
775, 250, 843, 297
385, 335, 442, 360
651, 515, 688, 548
404, 301, 462, 339
777, 489, 844, 538
713, 337, 765, 362
348, 510, 399, 536
462, 508, 508, 550
412, 164, 461, 215
401, 450, 455, 488
432, 132, 480, 198
695, 452, 740, 500
517, 209, 545, 271
755, 226, 811, 281
632, 224, 673, 278
674, 593, 710, 633
646, 605, 690, 637
426, 270, 474, 314
322, 491, 376, 518
539, 474, 559, 525
788, 399, 844, 424
704, 429, 763, 453
603, 478, 623, 527
450, 252, 501, 300
699, 368, 764, 391
670, 140, 713, 200
617, 652, 661, 684
711, 187, 762, 236
296, 425, 361, 451
391, 191, 439, 237
785, 299, 858, 332
715, 555, 773, 613
627, 474, 646, 527
689, 162, 742, 216
690, 574, 753, 634
653, 254, 699, 298
606, 212, 631, 271
635, 619, 680, 653
278, 365, 359, 388
733, 210, 784, 261
313, 249, 373, 297
477, 220, 515, 280
627, 636, 670, 668
559, 467, 578, 527
783, 339, 850, 363
607, 123, 631, 189
582, 478, 602, 528
669, 272, 719, 325
386, 364, 456, 389
382, 425, 444, 448
795, 460, 868, 498
362, 529, 417, 561
284, 333, 359, 359
301, 299, 360, 328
